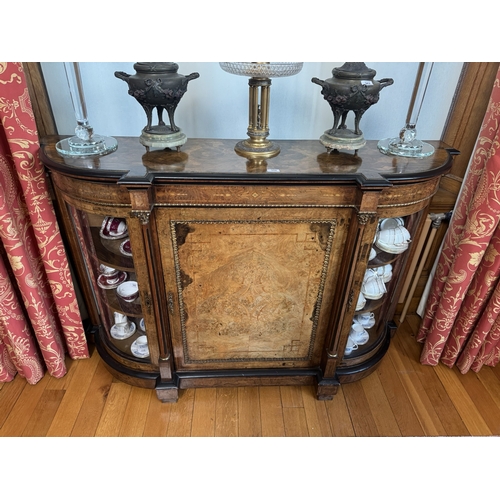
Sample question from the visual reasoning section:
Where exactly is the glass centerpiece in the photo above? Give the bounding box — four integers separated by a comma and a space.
220, 62, 303, 159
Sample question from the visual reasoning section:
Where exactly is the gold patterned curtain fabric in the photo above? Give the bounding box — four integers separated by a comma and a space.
417, 67, 500, 373
0, 62, 88, 384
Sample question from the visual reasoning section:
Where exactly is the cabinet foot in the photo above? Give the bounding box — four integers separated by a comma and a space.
316, 378, 340, 400
156, 387, 179, 403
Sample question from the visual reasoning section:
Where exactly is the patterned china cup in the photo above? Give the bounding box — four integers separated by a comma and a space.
117, 281, 139, 302
100, 264, 119, 277
349, 323, 369, 345
111, 312, 135, 337
354, 312, 376, 329
106, 217, 127, 236
134, 335, 149, 356
344, 336, 358, 356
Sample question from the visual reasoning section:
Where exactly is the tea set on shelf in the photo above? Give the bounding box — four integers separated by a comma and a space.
346, 216, 411, 356
95, 216, 149, 358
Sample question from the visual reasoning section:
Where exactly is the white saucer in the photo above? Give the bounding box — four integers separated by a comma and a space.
131, 336, 150, 358
110, 321, 136, 340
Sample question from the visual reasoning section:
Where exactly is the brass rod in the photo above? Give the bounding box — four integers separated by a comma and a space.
260, 84, 270, 130
249, 83, 258, 128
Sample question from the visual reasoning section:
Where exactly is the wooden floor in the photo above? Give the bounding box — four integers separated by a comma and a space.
1, 314, 500, 437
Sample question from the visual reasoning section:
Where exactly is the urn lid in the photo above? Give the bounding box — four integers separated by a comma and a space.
332, 62, 376, 80
133, 62, 179, 73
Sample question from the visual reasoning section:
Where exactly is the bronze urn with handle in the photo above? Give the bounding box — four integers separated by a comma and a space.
312, 62, 394, 151
115, 62, 199, 151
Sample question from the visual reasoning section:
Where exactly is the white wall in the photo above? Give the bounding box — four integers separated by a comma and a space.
41, 62, 464, 143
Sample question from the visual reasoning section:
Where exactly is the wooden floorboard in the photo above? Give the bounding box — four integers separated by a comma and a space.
260, 386, 285, 437
360, 371, 401, 436
237, 386, 262, 437
142, 392, 172, 437
324, 387, 356, 437
191, 387, 217, 437
1, 315, 500, 437
396, 322, 470, 436
214, 387, 238, 437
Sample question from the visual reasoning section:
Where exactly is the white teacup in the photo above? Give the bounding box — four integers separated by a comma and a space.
354, 312, 376, 329
349, 323, 369, 345
369, 247, 377, 261
110, 313, 135, 339
117, 281, 139, 302
136, 335, 148, 347
344, 336, 358, 356
133, 335, 149, 357
355, 292, 366, 311
114, 312, 128, 325
100, 264, 119, 278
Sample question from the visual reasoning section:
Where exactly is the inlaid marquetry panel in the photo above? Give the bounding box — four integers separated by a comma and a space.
154, 184, 358, 207
158, 208, 350, 370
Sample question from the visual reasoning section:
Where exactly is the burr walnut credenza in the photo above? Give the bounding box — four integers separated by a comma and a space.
40, 137, 457, 402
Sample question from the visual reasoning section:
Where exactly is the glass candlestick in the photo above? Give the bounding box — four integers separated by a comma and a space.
378, 62, 435, 157
56, 62, 118, 157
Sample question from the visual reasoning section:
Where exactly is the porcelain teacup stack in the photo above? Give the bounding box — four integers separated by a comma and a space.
345, 322, 370, 355
362, 269, 387, 300
111, 311, 136, 339
375, 218, 411, 254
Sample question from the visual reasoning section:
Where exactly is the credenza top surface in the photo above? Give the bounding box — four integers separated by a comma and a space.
40, 137, 456, 186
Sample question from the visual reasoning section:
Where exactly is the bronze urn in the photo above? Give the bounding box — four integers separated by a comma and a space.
312, 62, 393, 151
115, 62, 199, 151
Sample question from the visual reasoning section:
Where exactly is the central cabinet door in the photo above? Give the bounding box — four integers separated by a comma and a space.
156, 206, 351, 371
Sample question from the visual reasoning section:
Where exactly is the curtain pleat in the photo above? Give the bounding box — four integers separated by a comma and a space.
417, 68, 500, 373
0, 62, 88, 384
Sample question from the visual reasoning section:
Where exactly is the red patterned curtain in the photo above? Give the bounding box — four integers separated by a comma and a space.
417, 66, 500, 373
0, 62, 88, 384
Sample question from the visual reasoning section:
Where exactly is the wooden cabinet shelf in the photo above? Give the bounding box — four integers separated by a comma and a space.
41, 137, 457, 402
90, 227, 134, 271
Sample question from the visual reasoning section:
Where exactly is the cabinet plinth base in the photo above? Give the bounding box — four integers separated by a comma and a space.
315, 376, 341, 400
156, 385, 179, 403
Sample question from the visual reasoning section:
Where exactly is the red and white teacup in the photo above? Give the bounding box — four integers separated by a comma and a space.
117, 281, 139, 302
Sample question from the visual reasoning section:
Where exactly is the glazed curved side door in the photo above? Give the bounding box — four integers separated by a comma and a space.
50, 174, 160, 383
337, 209, 426, 378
